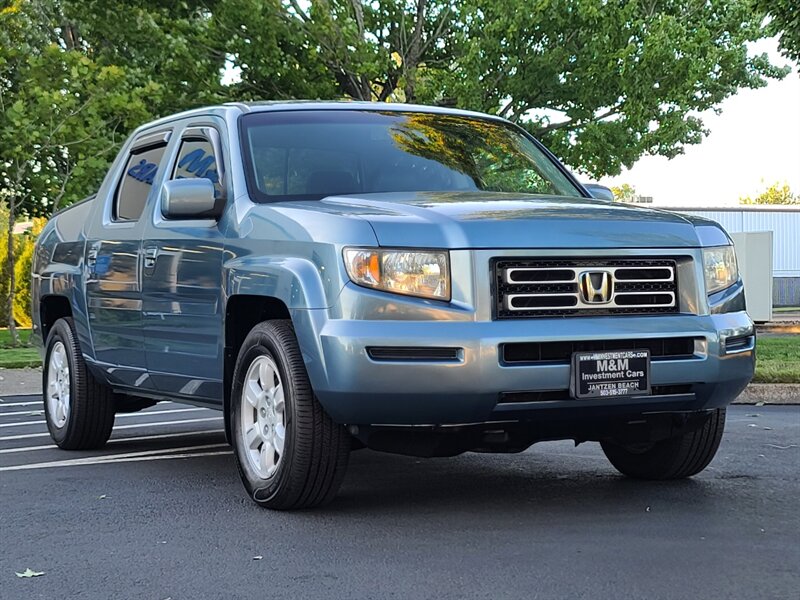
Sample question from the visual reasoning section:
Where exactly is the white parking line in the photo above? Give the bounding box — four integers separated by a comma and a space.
0, 400, 183, 409
1, 408, 210, 427
0, 444, 231, 472
0, 420, 49, 428
0, 408, 216, 428
0, 401, 41, 408
0, 429, 225, 454
0, 409, 45, 417
0, 416, 223, 442
0, 407, 203, 419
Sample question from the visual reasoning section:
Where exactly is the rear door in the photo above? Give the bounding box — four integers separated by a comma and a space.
84, 130, 171, 388
140, 119, 229, 403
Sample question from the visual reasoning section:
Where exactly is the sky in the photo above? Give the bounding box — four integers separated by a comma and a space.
600, 38, 800, 207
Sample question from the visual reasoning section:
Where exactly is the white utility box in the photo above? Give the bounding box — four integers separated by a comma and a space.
730, 231, 773, 323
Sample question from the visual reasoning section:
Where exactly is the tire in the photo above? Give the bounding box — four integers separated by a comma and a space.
43, 317, 115, 450
601, 408, 726, 480
231, 320, 350, 510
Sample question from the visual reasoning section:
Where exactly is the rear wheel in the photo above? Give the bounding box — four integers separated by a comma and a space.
601, 408, 726, 480
43, 317, 115, 450
231, 320, 350, 510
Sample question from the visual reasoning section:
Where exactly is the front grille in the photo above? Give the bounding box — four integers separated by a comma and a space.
494, 258, 680, 318
498, 385, 693, 404
502, 337, 699, 365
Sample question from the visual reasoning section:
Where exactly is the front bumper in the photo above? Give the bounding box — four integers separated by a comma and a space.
292, 305, 755, 426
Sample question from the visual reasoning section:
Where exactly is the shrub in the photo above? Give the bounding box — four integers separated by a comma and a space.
11, 218, 46, 328
0, 201, 9, 326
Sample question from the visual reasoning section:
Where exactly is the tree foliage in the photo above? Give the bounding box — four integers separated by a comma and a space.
209, 0, 788, 177
61, 0, 226, 114
754, 0, 800, 63
12, 218, 45, 328
740, 182, 799, 205
0, 0, 160, 337
442, 0, 788, 177
611, 184, 637, 203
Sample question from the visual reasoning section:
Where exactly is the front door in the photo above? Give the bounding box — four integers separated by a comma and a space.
84, 131, 171, 388
141, 122, 228, 403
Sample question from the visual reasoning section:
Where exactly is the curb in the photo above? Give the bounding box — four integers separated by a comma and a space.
733, 383, 800, 405
755, 319, 800, 335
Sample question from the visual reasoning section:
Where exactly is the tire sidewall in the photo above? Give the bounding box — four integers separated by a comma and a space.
43, 320, 78, 445
231, 331, 296, 504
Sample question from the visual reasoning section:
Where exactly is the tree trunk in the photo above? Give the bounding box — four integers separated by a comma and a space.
403, 0, 427, 103
5, 195, 18, 345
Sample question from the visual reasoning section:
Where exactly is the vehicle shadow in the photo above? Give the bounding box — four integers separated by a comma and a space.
327, 444, 724, 516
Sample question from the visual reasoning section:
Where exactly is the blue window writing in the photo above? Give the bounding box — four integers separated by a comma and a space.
177, 148, 218, 183
127, 159, 158, 185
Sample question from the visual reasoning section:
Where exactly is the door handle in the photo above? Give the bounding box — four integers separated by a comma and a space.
143, 247, 159, 269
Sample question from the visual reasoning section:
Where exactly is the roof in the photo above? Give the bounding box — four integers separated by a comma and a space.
133, 100, 510, 135
228, 100, 506, 121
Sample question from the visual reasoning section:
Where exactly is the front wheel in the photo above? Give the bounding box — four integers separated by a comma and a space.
601, 408, 726, 480
231, 320, 350, 510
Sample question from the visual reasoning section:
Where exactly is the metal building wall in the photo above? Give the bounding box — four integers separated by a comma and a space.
663, 208, 800, 306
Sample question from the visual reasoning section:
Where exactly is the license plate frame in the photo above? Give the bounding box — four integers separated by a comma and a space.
570, 349, 651, 399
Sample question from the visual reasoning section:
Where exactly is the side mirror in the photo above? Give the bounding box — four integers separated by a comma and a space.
583, 183, 615, 202
161, 179, 220, 219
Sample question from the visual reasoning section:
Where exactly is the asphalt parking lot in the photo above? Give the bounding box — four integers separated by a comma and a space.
0, 395, 798, 600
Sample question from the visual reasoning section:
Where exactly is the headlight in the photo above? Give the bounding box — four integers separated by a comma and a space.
343, 248, 450, 301
703, 245, 738, 295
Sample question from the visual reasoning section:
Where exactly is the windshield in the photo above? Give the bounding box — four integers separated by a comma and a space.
240, 110, 583, 202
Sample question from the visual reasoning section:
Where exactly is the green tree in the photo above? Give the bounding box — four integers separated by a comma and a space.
611, 184, 637, 203
740, 182, 799, 205
212, 0, 458, 103
211, 1, 788, 178
0, 0, 154, 341
61, 0, 226, 115
442, 0, 789, 177
754, 0, 800, 63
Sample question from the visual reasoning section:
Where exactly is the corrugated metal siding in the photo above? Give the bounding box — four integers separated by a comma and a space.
774, 278, 800, 306
671, 209, 800, 277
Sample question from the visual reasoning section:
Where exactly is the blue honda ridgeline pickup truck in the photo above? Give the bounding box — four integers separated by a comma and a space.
32, 102, 755, 509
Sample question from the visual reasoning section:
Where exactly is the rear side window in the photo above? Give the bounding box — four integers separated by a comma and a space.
115, 143, 167, 221
172, 137, 223, 199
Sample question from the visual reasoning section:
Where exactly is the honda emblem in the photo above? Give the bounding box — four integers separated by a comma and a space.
579, 271, 613, 304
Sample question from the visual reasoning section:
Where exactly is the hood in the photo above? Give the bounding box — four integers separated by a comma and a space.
322, 191, 702, 249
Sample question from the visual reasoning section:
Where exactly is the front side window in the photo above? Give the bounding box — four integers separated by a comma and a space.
240, 110, 582, 202
172, 136, 224, 199
115, 143, 167, 221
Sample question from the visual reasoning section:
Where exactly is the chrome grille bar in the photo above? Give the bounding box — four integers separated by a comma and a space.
505, 266, 675, 285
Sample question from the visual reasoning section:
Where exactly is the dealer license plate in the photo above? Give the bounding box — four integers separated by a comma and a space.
570, 349, 651, 399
